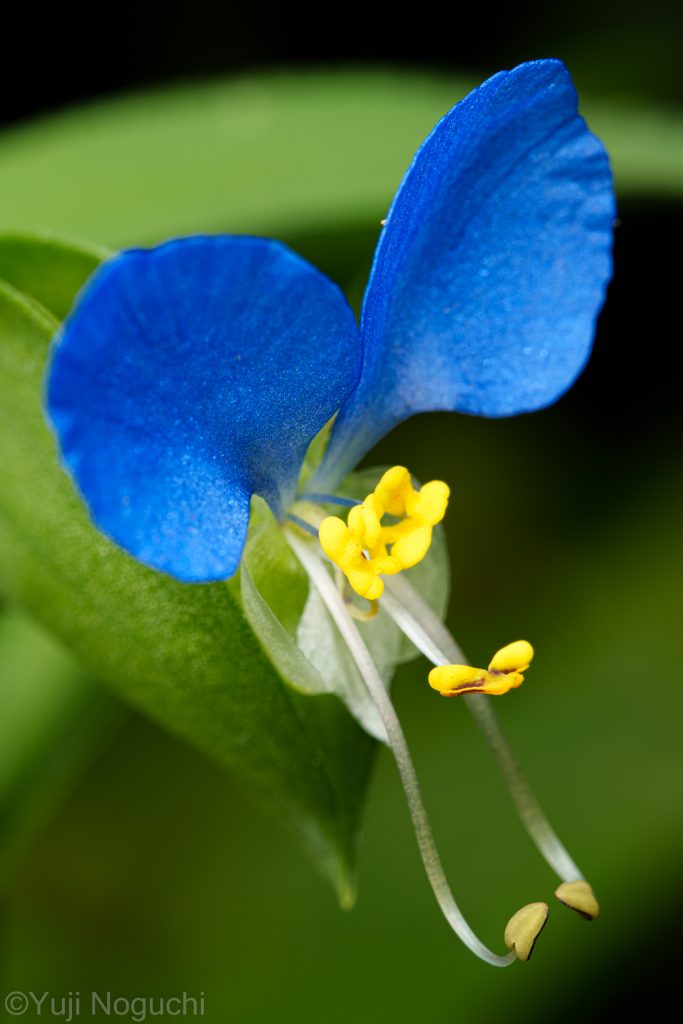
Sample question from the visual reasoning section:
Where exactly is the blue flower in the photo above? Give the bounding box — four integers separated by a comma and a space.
46, 59, 615, 583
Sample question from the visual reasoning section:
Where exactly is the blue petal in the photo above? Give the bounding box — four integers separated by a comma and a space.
47, 236, 361, 582
317, 60, 615, 487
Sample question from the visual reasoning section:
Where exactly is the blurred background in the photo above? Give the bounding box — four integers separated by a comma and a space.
1, 2, 682, 1021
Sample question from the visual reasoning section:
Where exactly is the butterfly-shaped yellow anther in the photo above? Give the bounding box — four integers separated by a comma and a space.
428, 640, 534, 697
318, 466, 450, 601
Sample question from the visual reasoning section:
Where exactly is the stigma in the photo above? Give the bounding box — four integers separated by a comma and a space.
317, 466, 450, 600
429, 640, 534, 697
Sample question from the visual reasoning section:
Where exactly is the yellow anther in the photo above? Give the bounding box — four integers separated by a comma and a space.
488, 640, 534, 675
504, 902, 549, 962
428, 665, 487, 693
346, 504, 367, 542
374, 465, 413, 517
387, 520, 435, 570
318, 516, 385, 601
428, 640, 534, 697
407, 479, 451, 525
318, 466, 450, 601
358, 493, 385, 549
555, 880, 600, 920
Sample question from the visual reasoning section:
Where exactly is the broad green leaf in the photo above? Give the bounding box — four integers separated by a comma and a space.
0, 276, 374, 905
0, 232, 108, 320
0, 73, 681, 252
0, 609, 121, 885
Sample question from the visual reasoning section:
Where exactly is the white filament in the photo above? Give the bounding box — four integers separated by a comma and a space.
287, 530, 516, 967
382, 575, 583, 884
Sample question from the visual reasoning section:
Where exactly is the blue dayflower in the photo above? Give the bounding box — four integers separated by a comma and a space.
46, 59, 615, 583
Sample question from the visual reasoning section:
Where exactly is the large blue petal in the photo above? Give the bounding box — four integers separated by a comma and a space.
47, 236, 361, 582
317, 59, 615, 488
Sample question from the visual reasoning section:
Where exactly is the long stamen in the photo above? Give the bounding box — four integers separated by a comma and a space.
287, 529, 516, 968
381, 573, 583, 884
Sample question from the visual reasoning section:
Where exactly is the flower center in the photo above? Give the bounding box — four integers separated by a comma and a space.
317, 465, 450, 600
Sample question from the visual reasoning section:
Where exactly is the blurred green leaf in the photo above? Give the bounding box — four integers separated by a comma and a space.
0, 73, 680, 252
0, 232, 108, 320
0, 609, 120, 885
0, 273, 375, 904
590, 101, 683, 198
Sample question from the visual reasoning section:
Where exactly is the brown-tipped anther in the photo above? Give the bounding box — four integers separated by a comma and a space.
555, 880, 600, 920
504, 902, 549, 962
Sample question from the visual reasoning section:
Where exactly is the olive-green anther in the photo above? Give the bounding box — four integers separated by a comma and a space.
555, 880, 600, 920
504, 902, 549, 962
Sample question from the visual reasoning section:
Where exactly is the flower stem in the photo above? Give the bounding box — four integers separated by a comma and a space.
287, 530, 516, 967
381, 574, 583, 884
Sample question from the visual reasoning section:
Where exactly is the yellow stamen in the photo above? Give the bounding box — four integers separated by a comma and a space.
318, 516, 385, 600
428, 641, 534, 697
318, 466, 450, 600
488, 640, 533, 674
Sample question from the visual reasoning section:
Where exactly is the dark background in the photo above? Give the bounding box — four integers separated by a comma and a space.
2, 0, 682, 126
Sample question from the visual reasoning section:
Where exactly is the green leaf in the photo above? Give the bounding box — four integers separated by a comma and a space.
0, 72, 680, 252
0, 609, 121, 885
0, 232, 109, 320
589, 100, 683, 199
0, 273, 374, 905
